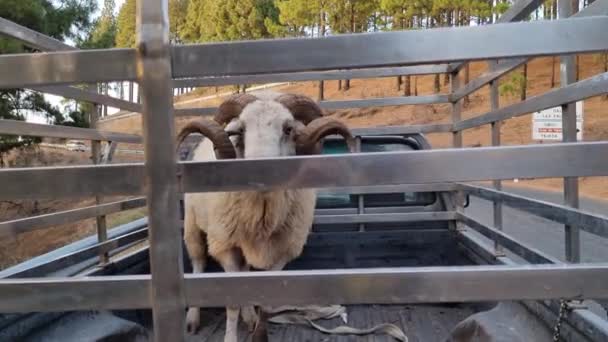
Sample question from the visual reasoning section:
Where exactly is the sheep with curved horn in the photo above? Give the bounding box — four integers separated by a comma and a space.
177, 91, 355, 342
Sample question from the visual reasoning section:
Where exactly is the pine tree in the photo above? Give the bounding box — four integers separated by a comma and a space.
115, 0, 136, 48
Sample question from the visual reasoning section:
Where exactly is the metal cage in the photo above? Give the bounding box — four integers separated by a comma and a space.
1, 0, 608, 340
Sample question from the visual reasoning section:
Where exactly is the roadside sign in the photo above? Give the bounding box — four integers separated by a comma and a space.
532, 102, 583, 141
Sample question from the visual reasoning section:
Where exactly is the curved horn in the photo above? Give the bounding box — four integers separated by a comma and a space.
176, 119, 236, 159
276, 93, 323, 124
296, 117, 355, 155
215, 93, 257, 125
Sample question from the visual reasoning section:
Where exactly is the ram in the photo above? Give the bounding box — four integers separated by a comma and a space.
177, 91, 354, 342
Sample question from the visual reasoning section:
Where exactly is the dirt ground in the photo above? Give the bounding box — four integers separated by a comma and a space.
2, 53, 607, 269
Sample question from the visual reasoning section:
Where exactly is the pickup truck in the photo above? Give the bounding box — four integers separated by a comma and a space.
0, 133, 603, 342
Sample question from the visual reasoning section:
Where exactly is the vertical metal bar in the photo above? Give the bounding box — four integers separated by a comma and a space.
559, 0, 580, 263
129, 81, 134, 102
89, 84, 109, 265
450, 71, 464, 230
355, 136, 365, 232
136, 0, 186, 340
489, 60, 504, 256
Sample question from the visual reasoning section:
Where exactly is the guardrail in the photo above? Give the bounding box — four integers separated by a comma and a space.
0, 0, 607, 341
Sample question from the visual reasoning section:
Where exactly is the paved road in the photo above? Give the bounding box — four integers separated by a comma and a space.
464, 185, 608, 263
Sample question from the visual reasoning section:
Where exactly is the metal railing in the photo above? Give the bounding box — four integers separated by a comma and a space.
0, 0, 607, 341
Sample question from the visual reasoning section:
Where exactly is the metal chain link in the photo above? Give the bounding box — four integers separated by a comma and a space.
552, 300, 570, 342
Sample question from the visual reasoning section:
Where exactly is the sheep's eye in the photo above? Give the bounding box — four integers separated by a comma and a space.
283, 125, 293, 136
227, 128, 243, 137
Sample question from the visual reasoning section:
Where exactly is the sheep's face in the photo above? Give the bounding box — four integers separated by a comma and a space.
224, 99, 303, 159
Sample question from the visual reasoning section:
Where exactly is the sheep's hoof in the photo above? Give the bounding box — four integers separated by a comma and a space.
242, 306, 259, 332
186, 307, 201, 334
251, 309, 269, 342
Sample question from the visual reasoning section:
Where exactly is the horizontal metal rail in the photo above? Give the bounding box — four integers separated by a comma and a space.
450, 0, 608, 100
171, 17, 608, 78
350, 124, 454, 136
321, 183, 460, 194
1, 264, 607, 312
313, 211, 456, 225
455, 72, 608, 131
173, 65, 452, 88
0, 48, 137, 88
0, 17, 75, 51
32, 86, 141, 113
2, 142, 608, 199
7, 227, 148, 279
457, 213, 561, 264
0, 198, 145, 238
448, 0, 544, 72
3, 17, 608, 89
0, 119, 142, 143
174, 95, 451, 117
462, 184, 608, 239
0, 17, 141, 111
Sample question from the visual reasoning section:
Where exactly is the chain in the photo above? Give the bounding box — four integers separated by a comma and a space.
552, 300, 570, 342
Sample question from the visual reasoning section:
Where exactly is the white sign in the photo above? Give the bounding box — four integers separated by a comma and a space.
532, 102, 583, 141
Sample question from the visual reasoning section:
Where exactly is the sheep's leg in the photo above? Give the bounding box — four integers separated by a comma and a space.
239, 264, 258, 332
184, 219, 207, 334
252, 259, 289, 342
215, 249, 246, 342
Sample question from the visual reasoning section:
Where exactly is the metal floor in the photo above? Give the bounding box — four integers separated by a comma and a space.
185, 304, 480, 342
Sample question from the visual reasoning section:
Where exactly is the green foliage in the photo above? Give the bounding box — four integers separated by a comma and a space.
499, 71, 526, 98
115, 0, 136, 47
80, 0, 116, 49
0, 0, 96, 158
180, 0, 281, 42
169, 0, 189, 43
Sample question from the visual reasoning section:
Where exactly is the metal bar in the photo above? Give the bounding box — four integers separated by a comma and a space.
3, 142, 608, 199
354, 137, 365, 232
462, 184, 608, 240
313, 212, 456, 225
350, 124, 453, 136
489, 60, 504, 256
322, 183, 461, 194
136, 0, 186, 339
457, 213, 561, 264
0, 17, 75, 51
0, 119, 142, 143
173, 65, 451, 88
448, 0, 544, 72
0, 49, 137, 89
454, 71, 608, 131
8, 228, 149, 278
451, 58, 525, 102
32, 86, 141, 112
0, 198, 145, 238
1, 264, 608, 312
320, 95, 450, 110
449, 0, 608, 99
451, 70, 465, 230
174, 96, 450, 117
89, 93, 108, 265
560, 0, 581, 264
172, 17, 608, 78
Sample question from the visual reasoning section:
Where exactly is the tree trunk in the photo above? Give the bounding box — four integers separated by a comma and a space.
403, 76, 411, 96
318, 81, 324, 101
521, 63, 527, 101
119, 82, 124, 99
434, 74, 440, 93
576, 55, 580, 81
414, 77, 418, 96
338, 80, 342, 90
444, 73, 450, 86
396, 76, 402, 90
344, 79, 350, 91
